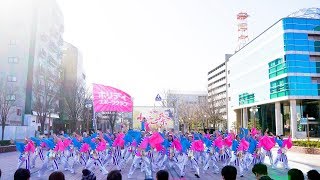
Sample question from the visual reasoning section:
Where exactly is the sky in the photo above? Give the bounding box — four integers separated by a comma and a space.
56, 0, 319, 106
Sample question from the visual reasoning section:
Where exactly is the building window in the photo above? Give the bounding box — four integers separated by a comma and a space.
8, 57, 19, 64
308, 34, 320, 41
311, 77, 320, 84
310, 55, 320, 62
228, 70, 230, 74
229, 97, 231, 101
208, 70, 226, 81
9, 40, 17, 46
17, 108, 22, 116
7, 75, 17, 82
228, 83, 230, 87
6, 94, 16, 101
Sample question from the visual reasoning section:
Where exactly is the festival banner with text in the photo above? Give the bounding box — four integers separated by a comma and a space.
133, 106, 174, 130
93, 84, 133, 112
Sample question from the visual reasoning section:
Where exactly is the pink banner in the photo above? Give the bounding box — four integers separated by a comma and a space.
93, 84, 133, 112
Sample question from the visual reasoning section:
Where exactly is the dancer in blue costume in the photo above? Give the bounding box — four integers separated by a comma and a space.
30, 137, 44, 168
203, 134, 219, 174
273, 135, 289, 169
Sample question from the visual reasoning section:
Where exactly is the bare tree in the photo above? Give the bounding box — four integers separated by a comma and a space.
108, 112, 117, 134
61, 80, 88, 132
160, 90, 203, 132
176, 101, 197, 132
97, 112, 117, 134
33, 66, 62, 134
82, 97, 93, 133
159, 89, 172, 107
198, 93, 227, 131
0, 77, 20, 140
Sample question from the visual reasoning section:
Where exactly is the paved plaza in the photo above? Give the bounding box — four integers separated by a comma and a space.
0, 150, 319, 180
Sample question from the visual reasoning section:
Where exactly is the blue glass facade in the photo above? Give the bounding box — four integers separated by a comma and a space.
283, 18, 320, 31
284, 33, 320, 52
269, 17, 320, 99
285, 54, 318, 73
227, 12, 320, 136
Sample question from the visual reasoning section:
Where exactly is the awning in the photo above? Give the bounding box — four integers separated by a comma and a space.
32, 111, 60, 119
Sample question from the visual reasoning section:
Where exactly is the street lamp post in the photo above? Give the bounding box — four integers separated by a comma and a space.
85, 103, 92, 132
204, 115, 207, 129
119, 113, 123, 132
249, 106, 259, 128
48, 108, 54, 132
202, 115, 206, 132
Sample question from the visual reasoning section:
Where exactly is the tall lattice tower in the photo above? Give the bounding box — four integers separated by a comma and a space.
237, 12, 249, 50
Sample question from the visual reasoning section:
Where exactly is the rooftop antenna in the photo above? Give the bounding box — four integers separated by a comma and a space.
237, 12, 249, 51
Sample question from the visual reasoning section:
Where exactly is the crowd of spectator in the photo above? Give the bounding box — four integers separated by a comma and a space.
3, 165, 319, 180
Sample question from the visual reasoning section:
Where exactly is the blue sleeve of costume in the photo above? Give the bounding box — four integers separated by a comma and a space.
83, 137, 92, 144
141, 121, 145, 131
16, 142, 25, 153
276, 139, 283, 147
124, 133, 133, 145
89, 141, 97, 150
103, 134, 113, 146
232, 140, 239, 151
31, 137, 41, 146
91, 133, 98, 139
72, 138, 82, 149
204, 138, 211, 147
248, 139, 257, 154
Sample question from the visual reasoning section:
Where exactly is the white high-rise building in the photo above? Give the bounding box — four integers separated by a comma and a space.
207, 54, 232, 121
0, 0, 64, 127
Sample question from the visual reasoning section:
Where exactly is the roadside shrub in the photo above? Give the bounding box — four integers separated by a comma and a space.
293, 140, 320, 148
0, 140, 11, 146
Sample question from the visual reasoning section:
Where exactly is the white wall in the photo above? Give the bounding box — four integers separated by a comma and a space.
0, 126, 36, 140
227, 20, 285, 130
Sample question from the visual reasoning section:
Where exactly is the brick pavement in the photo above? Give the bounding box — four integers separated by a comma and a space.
0, 150, 319, 180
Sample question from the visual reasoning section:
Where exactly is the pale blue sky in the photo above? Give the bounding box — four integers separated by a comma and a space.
57, 0, 319, 106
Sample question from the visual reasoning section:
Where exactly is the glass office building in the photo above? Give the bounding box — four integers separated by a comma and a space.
227, 8, 320, 138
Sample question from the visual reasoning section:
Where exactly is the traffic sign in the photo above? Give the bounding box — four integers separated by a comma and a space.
300, 118, 308, 125
155, 94, 162, 101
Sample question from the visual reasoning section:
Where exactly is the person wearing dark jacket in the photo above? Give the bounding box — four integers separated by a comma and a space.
252, 163, 274, 180
307, 170, 320, 180
82, 169, 96, 180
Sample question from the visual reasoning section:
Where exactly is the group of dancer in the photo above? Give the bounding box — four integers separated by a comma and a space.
15, 127, 292, 178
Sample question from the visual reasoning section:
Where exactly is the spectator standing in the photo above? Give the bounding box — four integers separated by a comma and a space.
107, 170, 122, 180
221, 165, 237, 180
49, 171, 65, 180
288, 169, 304, 180
252, 163, 273, 180
44, 129, 48, 136
82, 169, 96, 180
307, 170, 320, 180
156, 170, 169, 180
14, 168, 30, 180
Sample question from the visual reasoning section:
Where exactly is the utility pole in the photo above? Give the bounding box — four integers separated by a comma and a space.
307, 114, 310, 141
85, 101, 92, 132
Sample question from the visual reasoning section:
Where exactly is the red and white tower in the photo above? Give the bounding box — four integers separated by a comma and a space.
237, 12, 249, 50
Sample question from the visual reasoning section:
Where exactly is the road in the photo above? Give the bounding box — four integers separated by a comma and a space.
0, 150, 319, 180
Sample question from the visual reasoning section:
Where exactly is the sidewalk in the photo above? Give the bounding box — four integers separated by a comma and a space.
293, 138, 320, 141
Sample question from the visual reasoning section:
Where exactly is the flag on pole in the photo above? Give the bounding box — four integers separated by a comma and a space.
93, 84, 133, 112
